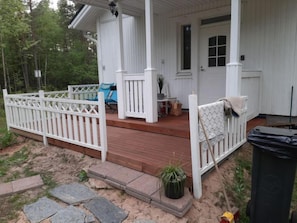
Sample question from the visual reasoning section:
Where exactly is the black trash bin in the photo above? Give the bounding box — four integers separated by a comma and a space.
247, 126, 297, 223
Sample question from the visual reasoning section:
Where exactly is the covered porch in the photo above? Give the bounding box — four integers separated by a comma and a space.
69, 0, 245, 123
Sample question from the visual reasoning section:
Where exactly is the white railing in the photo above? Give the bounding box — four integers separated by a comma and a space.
68, 84, 99, 100
189, 94, 248, 199
122, 73, 146, 118
3, 89, 108, 161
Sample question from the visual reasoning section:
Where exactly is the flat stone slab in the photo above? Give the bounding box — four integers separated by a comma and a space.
0, 182, 13, 197
85, 197, 128, 223
106, 166, 144, 186
126, 174, 160, 198
151, 188, 193, 212
50, 205, 86, 223
151, 188, 193, 217
12, 175, 44, 193
88, 162, 122, 180
50, 183, 97, 205
23, 197, 62, 223
0, 175, 43, 197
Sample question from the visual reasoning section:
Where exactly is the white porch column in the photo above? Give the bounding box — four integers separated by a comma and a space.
144, 0, 158, 123
115, 1, 127, 120
96, 18, 104, 83
226, 0, 242, 97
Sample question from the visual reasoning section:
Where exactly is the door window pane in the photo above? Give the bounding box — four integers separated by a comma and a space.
182, 25, 191, 70
218, 36, 226, 45
209, 37, 217, 46
209, 47, 216, 56
218, 57, 226, 66
218, 46, 226, 56
208, 35, 226, 67
208, 58, 216, 67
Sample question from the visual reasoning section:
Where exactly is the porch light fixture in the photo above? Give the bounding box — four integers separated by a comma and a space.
108, 1, 118, 17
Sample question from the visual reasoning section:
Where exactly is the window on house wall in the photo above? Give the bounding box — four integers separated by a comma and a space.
181, 24, 191, 70
208, 35, 226, 67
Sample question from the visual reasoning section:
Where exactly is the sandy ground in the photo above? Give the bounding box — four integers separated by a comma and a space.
0, 138, 244, 223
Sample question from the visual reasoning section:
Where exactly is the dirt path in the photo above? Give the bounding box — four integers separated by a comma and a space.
0, 138, 246, 223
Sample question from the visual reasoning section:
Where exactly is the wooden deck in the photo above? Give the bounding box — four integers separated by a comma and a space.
105, 112, 191, 177
104, 112, 266, 179
12, 111, 266, 183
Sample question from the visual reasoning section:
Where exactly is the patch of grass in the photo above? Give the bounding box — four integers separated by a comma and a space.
225, 153, 252, 223
0, 147, 30, 179
23, 165, 38, 177
0, 130, 17, 149
5, 171, 22, 182
78, 169, 89, 182
0, 98, 17, 150
40, 172, 57, 189
0, 194, 33, 222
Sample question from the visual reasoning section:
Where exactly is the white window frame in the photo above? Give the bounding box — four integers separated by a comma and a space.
176, 23, 192, 77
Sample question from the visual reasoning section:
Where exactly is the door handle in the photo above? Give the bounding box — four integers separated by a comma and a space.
200, 66, 205, 71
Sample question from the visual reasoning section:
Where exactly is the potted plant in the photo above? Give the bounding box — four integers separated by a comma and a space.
157, 75, 164, 100
160, 163, 187, 199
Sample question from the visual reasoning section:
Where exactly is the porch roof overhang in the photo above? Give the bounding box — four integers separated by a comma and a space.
69, 0, 231, 32
68, 5, 105, 32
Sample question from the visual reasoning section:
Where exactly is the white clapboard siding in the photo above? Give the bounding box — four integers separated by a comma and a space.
241, 0, 297, 116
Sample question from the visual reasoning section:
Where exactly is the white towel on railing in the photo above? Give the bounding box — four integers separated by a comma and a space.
198, 101, 225, 148
219, 96, 247, 117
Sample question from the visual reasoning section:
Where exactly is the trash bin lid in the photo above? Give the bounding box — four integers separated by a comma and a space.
248, 126, 297, 160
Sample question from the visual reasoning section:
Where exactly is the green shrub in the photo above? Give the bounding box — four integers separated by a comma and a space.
0, 130, 17, 149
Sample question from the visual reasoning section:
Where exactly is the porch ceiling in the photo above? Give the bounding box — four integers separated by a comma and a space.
74, 0, 229, 17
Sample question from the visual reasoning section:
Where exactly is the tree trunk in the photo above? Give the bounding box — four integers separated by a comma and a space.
21, 54, 30, 92
1, 41, 7, 91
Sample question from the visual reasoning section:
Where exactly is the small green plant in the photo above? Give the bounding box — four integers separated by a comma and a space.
0, 147, 30, 180
226, 155, 252, 223
40, 172, 57, 190
157, 75, 164, 94
160, 163, 186, 199
0, 130, 17, 149
78, 169, 89, 182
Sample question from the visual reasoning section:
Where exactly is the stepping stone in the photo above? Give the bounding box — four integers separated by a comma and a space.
12, 175, 44, 193
50, 205, 86, 223
88, 162, 122, 180
23, 197, 62, 223
0, 175, 43, 197
49, 183, 97, 205
107, 166, 143, 187
151, 188, 193, 218
126, 174, 160, 203
0, 182, 13, 197
85, 197, 128, 223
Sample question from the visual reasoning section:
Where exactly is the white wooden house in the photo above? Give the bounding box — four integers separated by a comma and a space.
69, 0, 297, 123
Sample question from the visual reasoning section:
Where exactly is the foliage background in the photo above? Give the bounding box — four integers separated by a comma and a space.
0, 0, 98, 93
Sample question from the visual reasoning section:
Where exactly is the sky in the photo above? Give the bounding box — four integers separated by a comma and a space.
49, 0, 58, 10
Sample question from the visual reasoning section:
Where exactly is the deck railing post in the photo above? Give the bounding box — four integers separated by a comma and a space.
39, 90, 48, 146
2, 89, 10, 131
188, 94, 202, 199
116, 71, 127, 119
68, 85, 73, 100
98, 92, 107, 161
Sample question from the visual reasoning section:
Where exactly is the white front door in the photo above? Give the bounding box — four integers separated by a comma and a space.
198, 22, 230, 105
